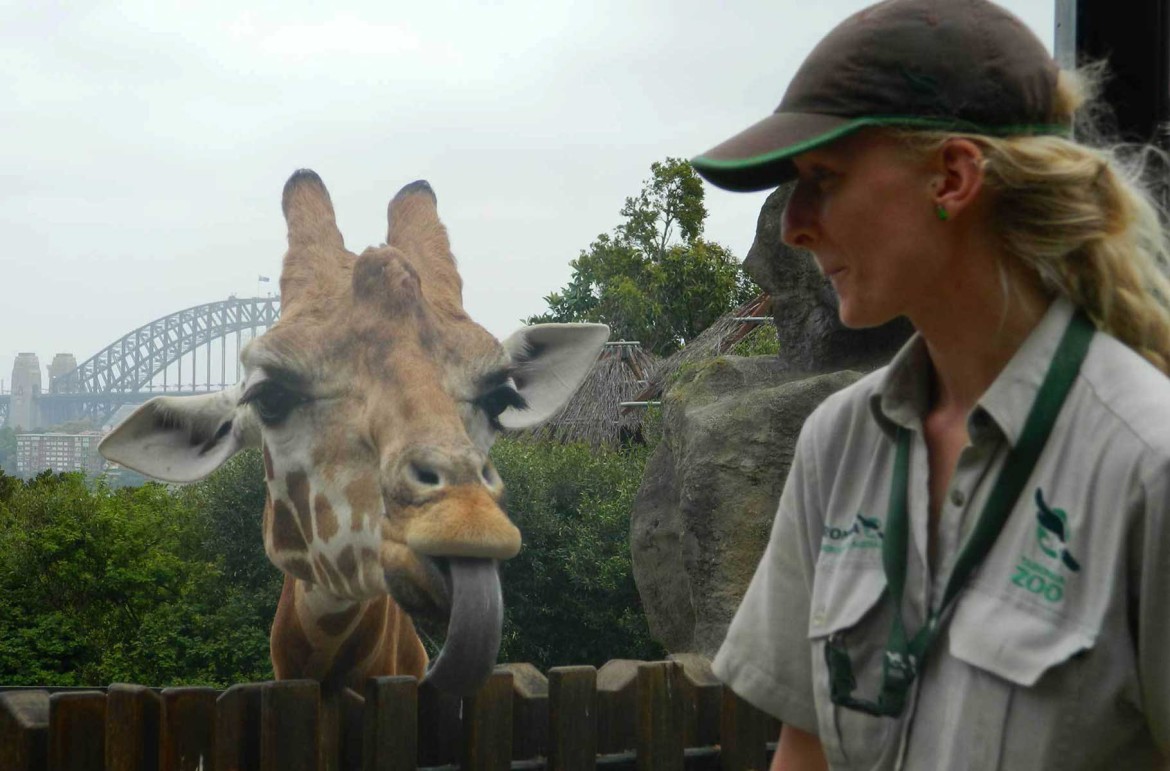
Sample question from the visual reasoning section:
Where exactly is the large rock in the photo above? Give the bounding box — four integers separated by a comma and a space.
631, 356, 863, 655
629, 184, 913, 656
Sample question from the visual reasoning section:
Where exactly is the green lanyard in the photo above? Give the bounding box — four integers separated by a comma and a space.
827, 311, 1095, 717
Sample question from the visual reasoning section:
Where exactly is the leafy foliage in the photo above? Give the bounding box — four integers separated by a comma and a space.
0, 467, 277, 687
528, 158, 758, 356
491, 437, 664, 669
0, 438, 660, 684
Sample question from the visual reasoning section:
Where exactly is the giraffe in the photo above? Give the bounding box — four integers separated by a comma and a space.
99, 170, 608, 696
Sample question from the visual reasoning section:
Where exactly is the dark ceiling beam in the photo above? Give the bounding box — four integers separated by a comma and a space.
1055, 0, 1170, 145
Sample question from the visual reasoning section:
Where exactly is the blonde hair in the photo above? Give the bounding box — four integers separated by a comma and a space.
896, 67, 1170, 375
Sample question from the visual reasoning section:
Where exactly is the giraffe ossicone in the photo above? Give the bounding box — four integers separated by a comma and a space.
100, 170, 609, 695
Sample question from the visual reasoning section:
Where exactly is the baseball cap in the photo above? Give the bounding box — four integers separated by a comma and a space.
692, 0, 1068, 192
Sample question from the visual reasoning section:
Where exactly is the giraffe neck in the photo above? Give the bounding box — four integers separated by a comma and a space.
270, 575, 428, 692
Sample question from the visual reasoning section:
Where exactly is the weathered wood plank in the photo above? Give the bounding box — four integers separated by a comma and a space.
461, 670, 513, 771
215, 683, 263, 771
0, 690, 49, 771
417, 682, 460, 767
362, 677, 417, 771
260, 680, 320, 771
49, 691, 106, 771
339, 687, 366, 771
636, 663, 683, 771
500, 663, 548, 760
106, 684, 162, 771
718, 689, 771, 771
548, 666, 596, 771
161, 687, 217, 771
595, 660, 642, 754
667, 654, 721, 748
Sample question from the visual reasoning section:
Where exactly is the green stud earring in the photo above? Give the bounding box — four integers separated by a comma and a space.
936, 205, 949, 221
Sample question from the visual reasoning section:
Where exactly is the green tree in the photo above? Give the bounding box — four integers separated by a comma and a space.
489, 438, 665, 669
528, 158, 758, 356
0, 466, 277, 687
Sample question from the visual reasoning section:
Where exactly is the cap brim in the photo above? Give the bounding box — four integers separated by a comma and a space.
691, 112, 868, 192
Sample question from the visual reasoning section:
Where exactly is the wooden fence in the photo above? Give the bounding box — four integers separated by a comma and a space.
0, 656, 778, 771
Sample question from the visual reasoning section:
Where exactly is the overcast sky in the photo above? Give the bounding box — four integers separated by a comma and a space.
1, 0, 1054, 391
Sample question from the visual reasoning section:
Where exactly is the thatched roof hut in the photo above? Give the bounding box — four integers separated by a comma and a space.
635, 293, 773, 403
525, 341, 659, 449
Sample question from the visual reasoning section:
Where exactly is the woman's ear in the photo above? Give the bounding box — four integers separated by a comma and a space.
932, 138, 986, 219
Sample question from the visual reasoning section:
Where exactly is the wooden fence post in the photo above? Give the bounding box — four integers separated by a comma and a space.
500, 663, 548, 761
160, 686, 217, 771
668, 654, 722, 749
547, 666, 597, 771
107, 684, 163, 771
461, 669, 513, 771
261, 680, 320, 771
417, 681, 460, 767
719, 689, 773, 771
362, 676, 417, 771
595, 660, 642, 754
216, 682, 263, 771
50, 691, 106, 771
0, 690, 48, 771
636, 662, 684, 771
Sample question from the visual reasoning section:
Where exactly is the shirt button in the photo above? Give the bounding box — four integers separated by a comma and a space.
950, 488, 965, 507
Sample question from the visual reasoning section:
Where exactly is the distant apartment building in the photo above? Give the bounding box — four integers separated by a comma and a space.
16, 432, 106, 476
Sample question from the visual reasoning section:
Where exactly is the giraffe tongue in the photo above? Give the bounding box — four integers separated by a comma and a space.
422, 557, 502, 697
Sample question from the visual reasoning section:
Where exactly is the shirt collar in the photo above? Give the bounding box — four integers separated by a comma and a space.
869, 298, 1076, 446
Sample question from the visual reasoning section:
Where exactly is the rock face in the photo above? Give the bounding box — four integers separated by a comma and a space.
632, 357, 863, 654
629, 184, 913, 656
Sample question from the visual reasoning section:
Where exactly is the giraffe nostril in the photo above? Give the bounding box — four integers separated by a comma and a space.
411, 463, 441, 487
481, 463, 495, 485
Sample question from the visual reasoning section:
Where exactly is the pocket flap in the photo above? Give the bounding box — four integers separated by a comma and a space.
948, 589, 1095, 686
808, 563, 888, 638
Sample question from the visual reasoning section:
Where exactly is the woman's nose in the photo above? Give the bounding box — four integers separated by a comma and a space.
780, 184, 818, 248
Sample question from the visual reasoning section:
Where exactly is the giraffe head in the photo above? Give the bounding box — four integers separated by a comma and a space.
100, 170, 608, 694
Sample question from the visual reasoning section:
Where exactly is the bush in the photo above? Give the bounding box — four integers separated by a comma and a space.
489, 438, 665, 669
0, 435, 662, 685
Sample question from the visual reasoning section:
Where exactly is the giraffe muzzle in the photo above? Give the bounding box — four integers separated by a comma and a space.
422, 556, 503, 696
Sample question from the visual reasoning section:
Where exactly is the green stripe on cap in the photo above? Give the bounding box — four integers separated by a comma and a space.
692, 116, 1072, 172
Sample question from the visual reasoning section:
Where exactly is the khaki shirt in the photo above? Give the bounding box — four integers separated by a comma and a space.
714, 299, 1170, 770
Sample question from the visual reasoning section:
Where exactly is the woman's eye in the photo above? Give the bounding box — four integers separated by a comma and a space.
243, 382, 306, 426
476, 384, 527, 429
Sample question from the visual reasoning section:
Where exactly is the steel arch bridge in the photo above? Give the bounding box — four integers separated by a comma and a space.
42, 296, 281, 424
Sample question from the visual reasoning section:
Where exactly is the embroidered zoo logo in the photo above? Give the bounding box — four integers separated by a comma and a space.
821, 514, 883, 554
1009, 489, 1081, 604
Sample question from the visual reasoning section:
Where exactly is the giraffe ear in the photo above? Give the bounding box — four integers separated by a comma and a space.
497, 323, 610, 430
99, 384, 259, 483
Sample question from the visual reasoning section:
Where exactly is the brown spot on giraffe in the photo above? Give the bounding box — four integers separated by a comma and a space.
287, 471, 314, 540
263, 443, 275, 481
317, 603, 361, 637
270, 499, 309, 553
315, 493, 339, 542
324, 601, 387, 687
346, 475, 380, 532
283, 556, 315, 583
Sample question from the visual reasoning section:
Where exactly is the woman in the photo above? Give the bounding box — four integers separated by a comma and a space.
691, 1, 1170, 769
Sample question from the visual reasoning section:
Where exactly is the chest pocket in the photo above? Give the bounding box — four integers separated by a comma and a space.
806, 557, 900, 768
947, 587, 1096, 685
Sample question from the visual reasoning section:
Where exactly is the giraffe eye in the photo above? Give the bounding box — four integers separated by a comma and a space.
476, 383, 527, 430
242, 381, 307, 426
